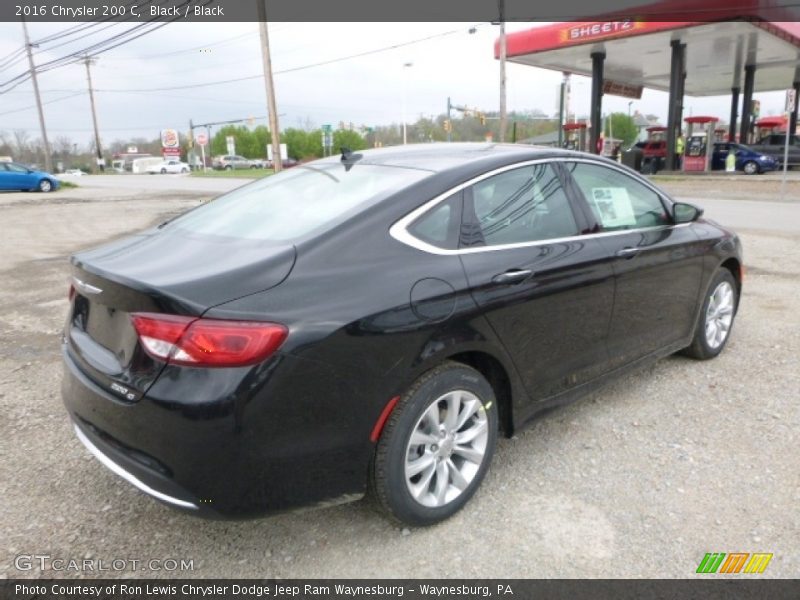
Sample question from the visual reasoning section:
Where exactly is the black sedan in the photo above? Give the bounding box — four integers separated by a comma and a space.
62, 144, 742, 525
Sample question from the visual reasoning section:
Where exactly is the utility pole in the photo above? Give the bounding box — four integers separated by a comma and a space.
498, 2, 508, 143
21, 18, 52, 173
83, 56, 104, 172
256, 1, 282, 172
446, 97, 452, 142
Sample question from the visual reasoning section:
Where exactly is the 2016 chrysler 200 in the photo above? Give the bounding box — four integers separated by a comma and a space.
62, 144, 742, 525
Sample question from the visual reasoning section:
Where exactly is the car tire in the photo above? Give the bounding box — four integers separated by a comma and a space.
225, 165, 233, 171
181, 168, 189, 173
682, 268, 738, 360
743, 161, 759, 175
370, 361, 498, 526
38, 179, 53, 193
250, 165, 258, 169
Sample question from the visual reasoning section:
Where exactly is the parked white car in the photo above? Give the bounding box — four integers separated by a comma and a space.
62, 169, 87, 176
146, 160, 190, 175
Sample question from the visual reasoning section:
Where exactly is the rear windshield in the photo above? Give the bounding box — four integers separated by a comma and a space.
165, 163, 430, 241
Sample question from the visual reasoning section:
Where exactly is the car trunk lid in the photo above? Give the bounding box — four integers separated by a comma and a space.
65, 229, 296, 402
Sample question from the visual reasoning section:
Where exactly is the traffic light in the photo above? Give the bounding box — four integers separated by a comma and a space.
479, 113, 486, 126
443, 119, 451, 132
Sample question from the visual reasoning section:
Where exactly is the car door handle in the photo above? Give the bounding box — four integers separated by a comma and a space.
615, 247, 641, 258
491, 269, 533, 285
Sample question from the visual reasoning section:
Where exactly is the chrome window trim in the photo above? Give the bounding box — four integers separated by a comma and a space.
74, 424, 199, 510
389, 156, 683, 257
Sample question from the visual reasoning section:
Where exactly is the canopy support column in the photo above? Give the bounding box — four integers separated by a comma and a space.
790, 80, 800, 137
729, 87, 740, 141
740, 64, 756, 144
590, 51, 604, 155
666, 40, 685, 171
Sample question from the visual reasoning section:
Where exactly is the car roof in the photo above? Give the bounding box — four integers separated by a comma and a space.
312, 142, 590, 173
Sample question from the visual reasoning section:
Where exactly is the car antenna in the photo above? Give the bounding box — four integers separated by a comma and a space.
340, 146, 363, 171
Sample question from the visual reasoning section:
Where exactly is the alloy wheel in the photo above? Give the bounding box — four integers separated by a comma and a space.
404, 390, 488, 508
705, 281, 735, 349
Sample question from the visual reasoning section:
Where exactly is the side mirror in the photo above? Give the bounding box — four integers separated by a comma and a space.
673, 202, 703, 224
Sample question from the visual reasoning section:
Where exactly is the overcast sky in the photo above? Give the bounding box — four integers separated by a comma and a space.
0, 21, 792, 148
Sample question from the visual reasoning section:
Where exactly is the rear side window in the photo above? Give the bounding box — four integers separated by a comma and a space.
407, 192, 462, 250
466, 163, 578, 246
565, 162, 670, 231
167, 163, 430, 241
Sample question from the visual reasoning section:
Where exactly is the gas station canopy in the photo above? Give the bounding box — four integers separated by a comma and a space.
496, 1, 800, 168
502, 20, 800, 96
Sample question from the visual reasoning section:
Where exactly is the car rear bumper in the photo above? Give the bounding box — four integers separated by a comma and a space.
61, 343, 375, 519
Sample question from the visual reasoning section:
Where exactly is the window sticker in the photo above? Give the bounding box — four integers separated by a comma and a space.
590, 187, 637, 228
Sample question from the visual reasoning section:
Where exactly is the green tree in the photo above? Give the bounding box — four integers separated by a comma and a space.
604, 113, 638, 146
333, 129, 366, 152
210, 125, 269, 158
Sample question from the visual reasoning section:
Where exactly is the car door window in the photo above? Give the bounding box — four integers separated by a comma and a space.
565, 162, 670, 231
466, 163, 578, 247
6, 163, 28, 173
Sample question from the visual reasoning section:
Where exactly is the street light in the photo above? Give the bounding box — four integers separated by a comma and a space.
402, 62, 413, 145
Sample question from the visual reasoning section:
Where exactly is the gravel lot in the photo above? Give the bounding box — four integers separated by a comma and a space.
1, 178, 798, 579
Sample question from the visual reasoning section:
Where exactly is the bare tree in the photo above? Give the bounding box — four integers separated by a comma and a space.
53, 136, 74, 157
0, 131, 12, 156
13, 130, 30, 159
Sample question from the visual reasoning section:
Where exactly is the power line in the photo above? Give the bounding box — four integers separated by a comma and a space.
0, 1, 200, 93
0, 91, 86, 117
78, 24, 486, 94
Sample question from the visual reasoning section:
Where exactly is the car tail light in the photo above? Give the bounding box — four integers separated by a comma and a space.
68, 283, 76, 302
131, 313, 287, 368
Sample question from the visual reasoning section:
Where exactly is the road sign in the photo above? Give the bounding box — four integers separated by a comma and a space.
322, 124, 333, 133
196, 132, 208, 146
786, 89, 796, 113
226, 136, 235, 155
267, 143, 288, 161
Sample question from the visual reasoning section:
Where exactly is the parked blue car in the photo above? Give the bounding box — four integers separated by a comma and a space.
711, 142, 779, 175
0, 162, 60, 192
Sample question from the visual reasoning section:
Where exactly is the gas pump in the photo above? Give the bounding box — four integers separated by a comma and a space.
683, 116, 719, 172
562, 122, 587, 152
641, 126, 667, 173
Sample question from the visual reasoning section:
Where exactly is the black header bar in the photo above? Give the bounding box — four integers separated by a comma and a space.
4, 0, 800, 23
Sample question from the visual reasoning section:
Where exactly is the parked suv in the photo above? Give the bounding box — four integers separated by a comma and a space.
212, 155, 264, 170
749, 134, 800, 168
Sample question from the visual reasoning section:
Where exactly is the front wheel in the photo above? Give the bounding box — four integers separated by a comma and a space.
742, 160, 759, 175
370, 362, 498, 526
38, 179, 53, 192
160, 168, 167, 174
682, 268, 738, 360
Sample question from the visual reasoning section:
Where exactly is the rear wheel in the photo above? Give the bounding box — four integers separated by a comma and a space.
160, 168, 167, 174
225, 165, 233, 171
743, 160, 759, 175
38, 179, 53, 192
682, 269, 738, 359
370, 362, 498, 526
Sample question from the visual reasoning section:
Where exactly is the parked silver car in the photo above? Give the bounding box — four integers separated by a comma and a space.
212, 155, 264, 170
